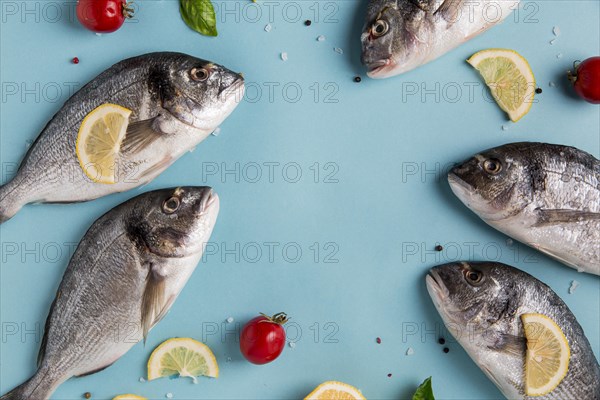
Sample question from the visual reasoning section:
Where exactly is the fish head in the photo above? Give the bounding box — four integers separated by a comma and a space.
128, 186, 220, 258
158, 54, 245, 131
448, 146, 531, 222
426, 261, 521, 337
361, 0, 432, 78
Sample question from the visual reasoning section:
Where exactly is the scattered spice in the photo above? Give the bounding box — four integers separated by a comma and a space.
354, 76, 362, 83
376, 337, 382, 344
304, 20, 312, 26
83, 393, 91, 399
535, 87, 543, 94
443, 347, 450, 353
72, 57, 80, 64
438, 337, 445, 345
387, 373, 392, 378
434, 245, 443, 252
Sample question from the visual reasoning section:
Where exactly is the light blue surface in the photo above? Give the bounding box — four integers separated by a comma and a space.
1, 1, 599, 399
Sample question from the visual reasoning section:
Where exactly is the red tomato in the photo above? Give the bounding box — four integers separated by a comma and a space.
240, 313, 288, 364
76, 0, 133, 33
568, 57, 600, 104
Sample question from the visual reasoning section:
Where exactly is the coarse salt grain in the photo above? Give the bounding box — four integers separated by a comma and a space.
211, 127, 221, 136
264, 24, 272, 32
553, 26, 560, 36
226, 316, 234, 323
280, 52, 288, 61
317, 35, 326, 42
334, 47, 344, 54
406, 347, 414, 356
569, 280, 580, 294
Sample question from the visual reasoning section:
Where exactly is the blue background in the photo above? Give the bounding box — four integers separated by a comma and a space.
1, 1, 599, 399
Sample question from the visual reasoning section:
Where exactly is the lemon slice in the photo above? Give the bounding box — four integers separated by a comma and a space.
76, 103, 132, 184
521, 313, 570, 396
304, 381, 366, 400
112, 395, 147, 400
467, 49, 536, 122
147, 338, 219, 381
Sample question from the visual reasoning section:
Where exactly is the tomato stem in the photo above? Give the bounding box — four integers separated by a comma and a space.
123, 1, 134, 19
259, 312, 289, 325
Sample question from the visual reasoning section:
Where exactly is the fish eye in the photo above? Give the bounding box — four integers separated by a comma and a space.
190, 67, 210, 82
464, 270, 484, 285
372, 19, 389, 37
483, 159, 502, 175
162, 196, 181, 214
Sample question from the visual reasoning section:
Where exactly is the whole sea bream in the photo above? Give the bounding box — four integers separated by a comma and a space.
361, 0, 519, 78
0, 187, 219, 400
0, 52, 244, 224
426, 261, 600, 399
448, 142, 600, 275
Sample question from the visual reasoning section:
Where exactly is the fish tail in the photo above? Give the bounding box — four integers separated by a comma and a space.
0, 369, 57, 400
0, 178, 27, 224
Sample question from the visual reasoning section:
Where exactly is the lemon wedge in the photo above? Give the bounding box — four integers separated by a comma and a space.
468, 49, 536, 122
521, 313, 570, 396
304, 381, 366, 400
147, 338, 219, 381
76, 103, 132, 184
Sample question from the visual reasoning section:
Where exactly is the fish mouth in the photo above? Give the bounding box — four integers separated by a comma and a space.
218, 77, 245, 101
366, 59, 396, 78
199, 189, 219, 215
448, 172, 476, 202
426, 270, 449, 306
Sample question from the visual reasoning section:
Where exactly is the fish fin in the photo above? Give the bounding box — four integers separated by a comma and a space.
139, 155, 173, 180
489, 333, 526, 357
530, 244, 582, 271
433, 0, 461, 23
0, 180, 26, 224
121, 118, 163, 155
37, 293, 59, 367
75, 362, 116, 377
141, 265, 167, 343
534, 209, 600, 226
0, 368, 55, 400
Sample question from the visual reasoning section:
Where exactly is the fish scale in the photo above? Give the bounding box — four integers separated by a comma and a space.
448, 142, 600, 275
426, 262, 600, 399
1, 187, 219, 400
0, 52, 244, 224
361, 0, 519, 78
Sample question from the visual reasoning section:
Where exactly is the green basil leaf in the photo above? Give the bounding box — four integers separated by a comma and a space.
412, 377, 435, 400
180, 0, 218, 37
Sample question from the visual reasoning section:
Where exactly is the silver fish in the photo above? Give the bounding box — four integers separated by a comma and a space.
0, 52, 243, 224
361, 0, 519, 78
448, 142, 600, 275
426, 261, 600, 399
0, 186, 219, 400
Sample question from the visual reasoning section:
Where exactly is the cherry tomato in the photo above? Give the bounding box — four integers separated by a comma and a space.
240, 312, 288, 364
567, 57, 600, 104
76, 0, 133, 33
